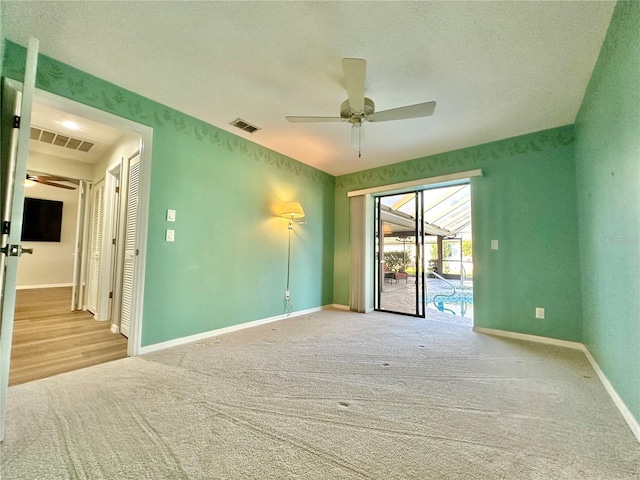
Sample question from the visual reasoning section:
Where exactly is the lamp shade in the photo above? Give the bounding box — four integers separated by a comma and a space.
280, 202, 305, 219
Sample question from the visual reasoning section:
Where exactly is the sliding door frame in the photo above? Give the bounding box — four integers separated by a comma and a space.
374, 190, 426, 318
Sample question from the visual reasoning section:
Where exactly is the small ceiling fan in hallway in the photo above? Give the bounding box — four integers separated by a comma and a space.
285, 58, 437, 157
25, 173, 78, 190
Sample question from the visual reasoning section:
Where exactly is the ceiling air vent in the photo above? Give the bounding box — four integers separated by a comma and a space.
230, 118, 260, 134
30, 126, 96, 153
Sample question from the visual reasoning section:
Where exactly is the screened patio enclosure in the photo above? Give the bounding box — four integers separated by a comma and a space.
375, 184, 473, 318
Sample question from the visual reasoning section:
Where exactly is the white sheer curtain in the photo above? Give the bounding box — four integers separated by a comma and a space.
349, 194, 373, 312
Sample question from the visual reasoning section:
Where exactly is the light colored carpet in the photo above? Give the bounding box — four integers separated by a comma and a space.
1, 309, 638, 479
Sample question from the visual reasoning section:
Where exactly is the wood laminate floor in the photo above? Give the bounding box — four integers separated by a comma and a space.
9, 287, 128, 386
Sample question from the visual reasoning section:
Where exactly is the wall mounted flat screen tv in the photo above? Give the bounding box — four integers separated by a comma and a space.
21, 197, 63, 242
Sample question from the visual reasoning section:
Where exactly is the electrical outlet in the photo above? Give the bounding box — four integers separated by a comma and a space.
535, 307, 545, 319
285, 290, 290, 300
491, 240, 499, 250
166, 229, 175, 242
167, 209, 176, 222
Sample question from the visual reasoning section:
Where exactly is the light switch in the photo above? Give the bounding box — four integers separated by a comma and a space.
166, 229, 175, 242
167, 209, 176, 222
491, 240, 499, 250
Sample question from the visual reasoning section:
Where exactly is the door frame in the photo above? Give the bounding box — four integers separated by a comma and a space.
29, 88, 152, 356
374, 190, 426, 318
347, 170, 482, 315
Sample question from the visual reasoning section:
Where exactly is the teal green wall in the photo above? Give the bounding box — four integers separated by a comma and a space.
335, 127, 583, 341
575, 1, 640, 424
2, 41, 335, 346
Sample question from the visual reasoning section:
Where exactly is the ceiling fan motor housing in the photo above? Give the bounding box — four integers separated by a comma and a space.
340, 97, 375, 124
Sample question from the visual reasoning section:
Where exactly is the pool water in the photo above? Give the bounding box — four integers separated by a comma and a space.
426, 285, 474, 318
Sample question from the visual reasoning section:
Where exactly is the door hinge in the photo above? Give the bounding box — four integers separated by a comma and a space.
135, 249, 139, 256
2, 221, 10, 235
109, 292, 113, 299
13, 115, 20, 128
112, 238, 116, 245
115, 186, 119, 193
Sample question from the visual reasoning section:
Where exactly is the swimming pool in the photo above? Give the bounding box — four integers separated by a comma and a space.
426, 285, 474, 318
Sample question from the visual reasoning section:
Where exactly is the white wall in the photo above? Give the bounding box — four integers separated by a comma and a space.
17, 153, 90, 288
17, 182, 78, 287
92, 133, 139, 183
28, 152, 93, 180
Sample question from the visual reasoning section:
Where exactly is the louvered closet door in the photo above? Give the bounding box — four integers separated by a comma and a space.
86, 183, 104, 314
120, 156, 140, 338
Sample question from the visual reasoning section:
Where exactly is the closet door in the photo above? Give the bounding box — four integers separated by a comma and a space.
120, 154, 139, 338
86, 182, 104, 314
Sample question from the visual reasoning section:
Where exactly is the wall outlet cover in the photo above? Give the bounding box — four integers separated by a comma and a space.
491, 240, 499, 250
535, 307, 545, 319
166, 229, 175, 242
167, 209, 176, 222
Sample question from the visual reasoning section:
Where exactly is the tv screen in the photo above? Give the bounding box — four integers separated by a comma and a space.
21, 197, 63, 242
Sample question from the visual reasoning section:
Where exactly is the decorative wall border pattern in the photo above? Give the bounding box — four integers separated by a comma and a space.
336, 126, 575, 189
3, 41, 335, 187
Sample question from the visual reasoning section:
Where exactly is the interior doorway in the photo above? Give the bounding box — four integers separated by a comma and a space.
8, 88, 151, 385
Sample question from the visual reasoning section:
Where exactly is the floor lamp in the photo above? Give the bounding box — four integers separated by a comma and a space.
280, 202, 306, 314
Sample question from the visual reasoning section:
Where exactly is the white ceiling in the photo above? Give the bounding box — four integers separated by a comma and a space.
4, 1, 615, 176
30, 102, 125, 164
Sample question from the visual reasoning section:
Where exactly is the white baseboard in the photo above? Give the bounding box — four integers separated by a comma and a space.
139, 305, 326, 355
16, 283, 73, 290
110, 324, 120, 334
581, 347, 640, 443
473, 326, 640, 443
472, 327, 584, 350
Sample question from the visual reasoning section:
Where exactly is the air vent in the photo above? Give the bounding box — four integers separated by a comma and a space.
30, 126, 96, 153
230, 118, 261, 134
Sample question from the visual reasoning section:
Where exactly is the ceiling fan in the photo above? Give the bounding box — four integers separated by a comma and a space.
285, 58, 436, 157
25, 173, 78, 190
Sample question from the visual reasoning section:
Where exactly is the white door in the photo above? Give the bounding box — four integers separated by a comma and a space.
71, 180, 91, 311
120, 153, 140, 338
0, 38, 39, 441
86, 182, 104, 315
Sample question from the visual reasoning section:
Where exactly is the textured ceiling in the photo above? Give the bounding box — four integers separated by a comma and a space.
3, 1, 615, 176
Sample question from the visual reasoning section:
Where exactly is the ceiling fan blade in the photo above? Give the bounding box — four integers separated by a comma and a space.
34, 178, 76, 190
369, 101, 436, 122
342, 58, 366, 113
38, 174, 80, 185
286, 116, 344, 123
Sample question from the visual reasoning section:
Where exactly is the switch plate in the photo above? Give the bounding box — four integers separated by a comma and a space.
491, 240, 499, 250
166, 229, 175, 242
535, 307, 545, 319
167, 209, 176, 222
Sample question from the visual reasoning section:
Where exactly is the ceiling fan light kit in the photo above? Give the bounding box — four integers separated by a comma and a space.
286, 58, 436, 157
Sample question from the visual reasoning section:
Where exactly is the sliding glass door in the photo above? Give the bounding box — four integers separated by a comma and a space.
375, 191, 425, 317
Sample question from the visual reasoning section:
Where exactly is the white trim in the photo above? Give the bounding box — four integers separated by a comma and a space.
331, 304, 350, 311
347, 169, 483, 197
139, 305, 326, 355
472, 327, 584, 350
582, 347, 640, 443
16, 283, 73, 290
32, 87, 153, 358
474, 326, 640, 443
